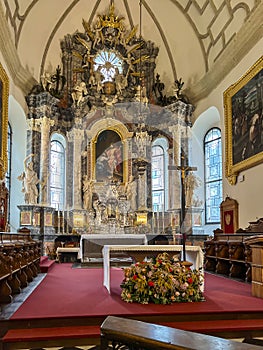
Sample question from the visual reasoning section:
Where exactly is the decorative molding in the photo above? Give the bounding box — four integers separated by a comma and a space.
0, 3, 37, 95
186, 3, 263, 104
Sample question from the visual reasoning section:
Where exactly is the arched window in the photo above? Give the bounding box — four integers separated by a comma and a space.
204, 128, 222, 223
49, 134, 66, 209
151, 138, 168, 212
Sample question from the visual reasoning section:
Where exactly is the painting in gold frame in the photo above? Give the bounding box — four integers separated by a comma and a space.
20, 211, 32, 226
0, 63, 9, 180
224, 56, 263, 185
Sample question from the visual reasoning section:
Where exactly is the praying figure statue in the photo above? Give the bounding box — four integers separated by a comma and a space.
18, 154, 40, 205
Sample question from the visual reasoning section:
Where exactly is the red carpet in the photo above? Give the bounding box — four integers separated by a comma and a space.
11, 263, 263, 320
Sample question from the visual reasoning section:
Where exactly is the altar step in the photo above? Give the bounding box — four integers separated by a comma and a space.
1, 325, 101, 350
3, 318, 263, 349
40, 256, 56, 273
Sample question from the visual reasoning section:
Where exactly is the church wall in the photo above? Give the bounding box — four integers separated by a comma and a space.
192, 37, 263, 230
0, 52, 28, 231
7, 96, 27, 231
191, 107, 221, 235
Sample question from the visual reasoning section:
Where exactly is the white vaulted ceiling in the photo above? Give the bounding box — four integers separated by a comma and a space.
0, 0, 262, 103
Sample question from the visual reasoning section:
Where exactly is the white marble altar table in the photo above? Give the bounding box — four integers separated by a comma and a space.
80, 234, 147, 261
56, 247, 81, 262
102, 245, 204, 294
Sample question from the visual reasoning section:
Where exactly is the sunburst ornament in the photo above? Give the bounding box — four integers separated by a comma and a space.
93, 49, 123, 82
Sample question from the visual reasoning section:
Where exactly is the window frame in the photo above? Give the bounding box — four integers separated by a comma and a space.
204, 127, 223, 224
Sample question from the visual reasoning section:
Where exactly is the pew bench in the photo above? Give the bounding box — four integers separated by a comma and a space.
100, 316, 263, 350
0, 235, 41, 306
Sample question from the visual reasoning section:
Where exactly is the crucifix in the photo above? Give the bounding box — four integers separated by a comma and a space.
168, 152, 197, 261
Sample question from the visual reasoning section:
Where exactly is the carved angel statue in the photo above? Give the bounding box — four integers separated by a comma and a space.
71, 81, 88, 106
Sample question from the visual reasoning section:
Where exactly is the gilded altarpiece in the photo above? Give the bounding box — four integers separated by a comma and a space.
18, 5, 197, 249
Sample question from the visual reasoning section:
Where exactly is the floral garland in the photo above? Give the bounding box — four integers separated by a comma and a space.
120, 252, 204, 304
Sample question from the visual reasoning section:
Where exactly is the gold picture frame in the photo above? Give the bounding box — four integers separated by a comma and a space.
224, 56, 263, 185
0, 63, 9, 180
20, 211, 32, 226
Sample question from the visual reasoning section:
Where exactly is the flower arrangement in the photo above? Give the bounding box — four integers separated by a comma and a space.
120, 252, 204, 304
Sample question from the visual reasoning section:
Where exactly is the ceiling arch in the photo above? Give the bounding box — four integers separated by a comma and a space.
1, 0, 262, 104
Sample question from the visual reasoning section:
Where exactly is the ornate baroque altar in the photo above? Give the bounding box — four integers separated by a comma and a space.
17, 4, 201, 252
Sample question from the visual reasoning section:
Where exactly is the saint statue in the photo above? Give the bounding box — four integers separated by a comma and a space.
18, 154, 40, 205
83, 176, 94, 210
125, 175, 137, 211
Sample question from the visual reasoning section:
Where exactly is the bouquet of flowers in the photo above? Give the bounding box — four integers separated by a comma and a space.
120, 252, 204, 304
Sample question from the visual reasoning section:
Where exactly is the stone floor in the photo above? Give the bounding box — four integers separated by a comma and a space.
0, 273, 46, 320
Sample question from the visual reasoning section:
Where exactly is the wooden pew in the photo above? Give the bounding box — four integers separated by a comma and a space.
100, 316, 262, 350
0, 232, 41, 306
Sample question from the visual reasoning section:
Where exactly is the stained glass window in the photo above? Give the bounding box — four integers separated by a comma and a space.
50, 135, 65, 209
93, 50, 123, 82
204, 128, 222, 223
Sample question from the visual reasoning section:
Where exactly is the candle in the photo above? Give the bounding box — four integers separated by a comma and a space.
162, 206, 165, 233
62, 210, 65, 234
57, 204, 60, 234
152, 210, 155, 233
67, 206, 69, 233
157, 206, 160, 234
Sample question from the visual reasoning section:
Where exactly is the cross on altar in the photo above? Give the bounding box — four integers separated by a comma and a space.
168, 153, 197, 261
